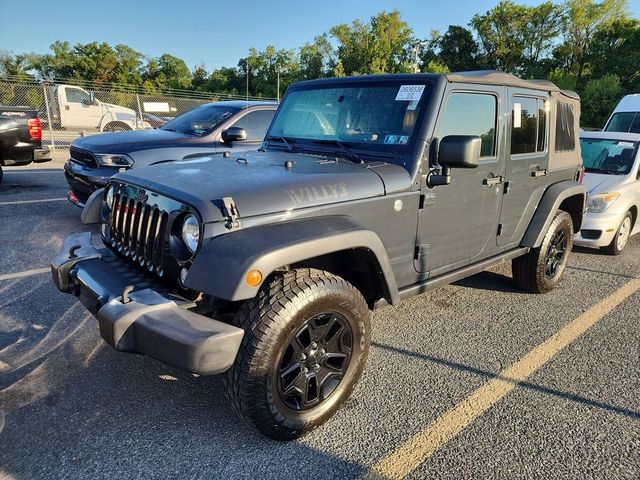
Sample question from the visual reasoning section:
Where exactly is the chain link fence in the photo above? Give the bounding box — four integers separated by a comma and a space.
0, 75, 275, 150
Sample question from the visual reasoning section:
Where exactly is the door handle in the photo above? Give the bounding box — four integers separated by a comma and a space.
483, 175, 504, 186
531, 168, 548, 178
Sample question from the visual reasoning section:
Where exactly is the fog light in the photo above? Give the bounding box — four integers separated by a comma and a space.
180, 267, 189, 286
246, 269, 262, 287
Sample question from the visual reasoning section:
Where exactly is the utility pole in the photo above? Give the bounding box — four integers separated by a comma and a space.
246, 55, 250, 101
412, 41, 427, 73
277, 69, 280, 102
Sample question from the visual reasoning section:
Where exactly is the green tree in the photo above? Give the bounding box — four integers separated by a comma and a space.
438, 26, 480, 71
581, 74, 623, 126
471, 1, 530, 73
330, 10, 412, 75
299, 34, 334, 79
589, 18, 640, 90
521, 2, 564, 76
557, 0, 628, 86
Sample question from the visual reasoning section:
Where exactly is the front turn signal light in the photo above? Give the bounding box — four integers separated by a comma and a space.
246, 270, 262, 287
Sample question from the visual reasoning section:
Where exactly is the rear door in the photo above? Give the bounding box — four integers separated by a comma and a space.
416, 86, 506, 274
497, 90, 550, 247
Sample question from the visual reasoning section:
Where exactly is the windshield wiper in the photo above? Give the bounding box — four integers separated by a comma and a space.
312, 139, 364, 164
266, 136, 296, 152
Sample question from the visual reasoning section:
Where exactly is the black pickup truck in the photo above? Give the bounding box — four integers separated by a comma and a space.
0, 106, 51, 183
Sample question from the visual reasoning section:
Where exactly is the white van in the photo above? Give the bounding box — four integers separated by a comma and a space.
604, 94, 640, 133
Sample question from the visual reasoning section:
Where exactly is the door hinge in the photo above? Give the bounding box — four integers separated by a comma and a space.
419, 192, 436, 209
497, 223, 504, 236
503, 181, 511, 195
414, 244, 430, 259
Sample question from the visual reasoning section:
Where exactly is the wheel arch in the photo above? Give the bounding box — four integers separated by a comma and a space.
521, 180, 586, 248
184, 216, 400, 306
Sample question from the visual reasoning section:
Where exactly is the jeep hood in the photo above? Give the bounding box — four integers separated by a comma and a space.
113, 150, 410, 222
73, 128, 194, 154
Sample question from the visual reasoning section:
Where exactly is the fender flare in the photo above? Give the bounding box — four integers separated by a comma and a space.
81, 188, 104, 224
521, 180, 586, 248
185, 216, 400, 304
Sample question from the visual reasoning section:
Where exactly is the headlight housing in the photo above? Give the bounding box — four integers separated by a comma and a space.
181, 214, 200, 253
94, 153, 134, 167
105, 185, 115, 209
587, 192, 621, 213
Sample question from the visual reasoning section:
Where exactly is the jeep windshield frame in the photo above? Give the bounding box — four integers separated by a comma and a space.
265, 79, 434, 162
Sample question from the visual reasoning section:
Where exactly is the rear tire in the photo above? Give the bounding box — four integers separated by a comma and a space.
602, 211, 633, 255
512, 210, 573, 294
224, 268, 371, 440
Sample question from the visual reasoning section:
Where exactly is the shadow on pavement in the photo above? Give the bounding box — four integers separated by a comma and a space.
373, 342, 640, 421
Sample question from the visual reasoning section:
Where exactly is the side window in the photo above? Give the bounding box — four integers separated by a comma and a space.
555, 102, 576, 152
231, 109, 275, 141
437, 92, 497, 158
511, 97, 547, 155
65, 88, 90, 104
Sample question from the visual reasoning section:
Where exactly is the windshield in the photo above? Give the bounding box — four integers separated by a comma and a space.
604, 112, 640, 133
580, 137, 638, 175
161, 104, 239, 136
267, 81, 431, 154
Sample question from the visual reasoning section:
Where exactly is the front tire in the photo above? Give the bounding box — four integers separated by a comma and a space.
602, 211, 633, 255
512, 210, 573, 294
224, 268, 371, 440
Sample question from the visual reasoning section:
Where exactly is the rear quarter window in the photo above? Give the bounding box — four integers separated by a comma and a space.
555, 102, 576, 152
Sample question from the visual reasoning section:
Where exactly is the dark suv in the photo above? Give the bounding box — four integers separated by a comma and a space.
64, 100, 277, 206
52, 71, 585, 440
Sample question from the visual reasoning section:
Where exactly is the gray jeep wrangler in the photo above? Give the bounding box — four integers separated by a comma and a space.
52, 71, 585, 440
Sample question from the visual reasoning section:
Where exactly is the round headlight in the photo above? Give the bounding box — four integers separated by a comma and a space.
105, 185, 114, 209
181, 214, 200, 253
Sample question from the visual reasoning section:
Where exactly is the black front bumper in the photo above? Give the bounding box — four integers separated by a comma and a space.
51, 232, 244, 375
64, 159, 119, 207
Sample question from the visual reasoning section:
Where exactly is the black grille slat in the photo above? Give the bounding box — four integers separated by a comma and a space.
107, 187, 176, 277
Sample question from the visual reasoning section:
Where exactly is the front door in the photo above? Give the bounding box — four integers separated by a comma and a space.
218, 108, 276, 153
496, 90, 550, 247
416, 87, 506, 274
61, 86, 103, 130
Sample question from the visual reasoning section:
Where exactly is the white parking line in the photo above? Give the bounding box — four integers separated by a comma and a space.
0, 267, 50, 282
0, 198, 67, 206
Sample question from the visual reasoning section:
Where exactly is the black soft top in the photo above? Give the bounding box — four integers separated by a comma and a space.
295, 70, 579, 101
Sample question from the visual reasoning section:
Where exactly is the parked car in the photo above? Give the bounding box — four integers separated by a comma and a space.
51, 71, 585, 440
64, 100, 278, 206
603, 94, 640, 133
0, 106, 51, 184
43, 83, 145, 132
574, 131, 640, 254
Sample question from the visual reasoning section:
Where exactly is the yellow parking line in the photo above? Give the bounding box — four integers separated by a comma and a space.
0, 267, 50, 282
368, 278, 640, 480
0, 198, 67, 206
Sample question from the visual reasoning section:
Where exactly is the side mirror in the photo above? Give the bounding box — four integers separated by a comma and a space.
221, 127, 247, 144
438, 135, 481, 169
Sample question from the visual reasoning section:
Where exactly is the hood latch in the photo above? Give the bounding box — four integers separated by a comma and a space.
222, 196, 240, 230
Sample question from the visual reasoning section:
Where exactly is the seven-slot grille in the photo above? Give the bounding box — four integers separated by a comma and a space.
110, 191, 169, 275
69, 146, 98, 168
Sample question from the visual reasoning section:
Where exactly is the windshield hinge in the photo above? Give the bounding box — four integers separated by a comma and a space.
222, 196, 240, 230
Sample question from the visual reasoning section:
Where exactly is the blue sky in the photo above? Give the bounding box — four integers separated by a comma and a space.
1, 0, 639, 70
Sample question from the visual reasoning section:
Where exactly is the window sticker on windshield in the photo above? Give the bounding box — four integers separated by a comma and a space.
384, 135, 399, 144
407, 100, 419, 111
398, 135, 409, 144
396, 85, 425, 101
618, 141, 635, 148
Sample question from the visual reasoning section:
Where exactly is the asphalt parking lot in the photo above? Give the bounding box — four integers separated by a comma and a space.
0, 159, 638, 479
